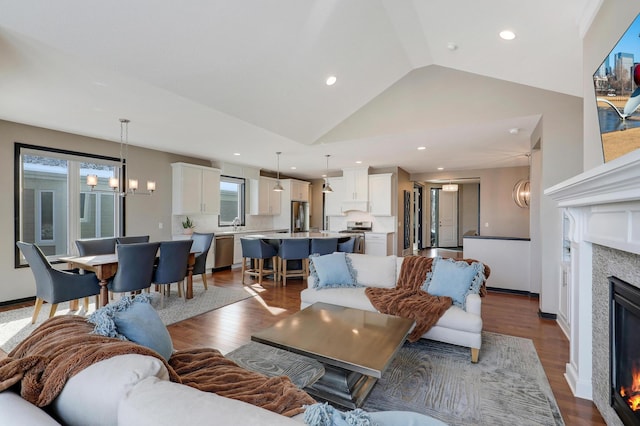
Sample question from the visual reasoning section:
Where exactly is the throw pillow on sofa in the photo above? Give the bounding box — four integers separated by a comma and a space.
87, 294, 173, 361
346, 253, 397, 288
309, 252, 359, 289
422, 257, 485, 309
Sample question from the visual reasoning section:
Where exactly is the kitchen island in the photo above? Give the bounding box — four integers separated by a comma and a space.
242, 231, 361, 239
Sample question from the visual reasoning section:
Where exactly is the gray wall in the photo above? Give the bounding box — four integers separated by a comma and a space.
412, 166, 530, 240
1, 119, 209, 303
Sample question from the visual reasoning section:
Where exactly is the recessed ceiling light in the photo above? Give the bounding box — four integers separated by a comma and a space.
447, 42, 458, 51
499, 30, 516, 40
326, 75, 337, 86
417, 146, 426, 150
355, 160, 362, 164
509, 128, 520, 135
233, 152, 241, 156
93, 81, 108, 87
290, 166, 297, 170
437, 167, 444, 171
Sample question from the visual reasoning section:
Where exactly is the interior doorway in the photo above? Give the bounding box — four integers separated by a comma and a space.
427, 182, 480, 249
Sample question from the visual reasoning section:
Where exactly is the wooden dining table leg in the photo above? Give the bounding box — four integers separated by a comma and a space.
186, 269, 194, 299
99, 279, 109, 307
186, 253, 195, 299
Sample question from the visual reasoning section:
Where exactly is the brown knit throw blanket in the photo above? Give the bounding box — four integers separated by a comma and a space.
365, 256, 489, 342
0, 315, 315, 417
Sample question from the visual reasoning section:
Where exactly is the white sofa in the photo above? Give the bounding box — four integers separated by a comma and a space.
0, 353, 304, 426
300, 254, 485, 363
0, 351, 447, 426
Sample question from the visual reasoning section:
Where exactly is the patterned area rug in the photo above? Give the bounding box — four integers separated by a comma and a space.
225, 341, 326, 389
0, 283, 252, 353
363, 332, 564, 426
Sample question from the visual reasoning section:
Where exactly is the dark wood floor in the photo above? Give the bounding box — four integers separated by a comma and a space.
1, 263, 606, 425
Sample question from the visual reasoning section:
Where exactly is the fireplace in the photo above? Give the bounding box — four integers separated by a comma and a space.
611, 276, 640, 425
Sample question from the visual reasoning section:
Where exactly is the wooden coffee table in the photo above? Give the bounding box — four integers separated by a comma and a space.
251, 302, 414, 409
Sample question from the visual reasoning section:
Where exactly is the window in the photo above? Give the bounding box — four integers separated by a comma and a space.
219, 176, 245, 226
36, 190, 55, 243
15, 144, 122, 265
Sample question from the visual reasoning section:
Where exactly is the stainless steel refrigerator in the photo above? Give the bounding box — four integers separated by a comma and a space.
291, 201, 309, 232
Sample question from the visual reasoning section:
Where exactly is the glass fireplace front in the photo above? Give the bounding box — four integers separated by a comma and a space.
610, 276, 640, 426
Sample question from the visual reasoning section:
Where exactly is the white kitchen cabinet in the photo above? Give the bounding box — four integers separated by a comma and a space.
172, 162, 221, 215
368, 173, 393, 216
249, 177, 282, 215
324, 177, 345, 216
290, 179, 310, 202
342, 167, 369, 202
364, 232, 394, 256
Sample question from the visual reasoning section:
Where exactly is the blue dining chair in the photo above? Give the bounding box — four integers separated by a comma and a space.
191, 232, 214, 290
337, 237, 356, 253
116, 235, 150, 245
75, 237, 117, 256
310, 238, 338, 256
108, 242, 160, 296
17, 241, 102, 323
153, 240, 193, 301
241, 238, 278, 285
278, 239, 310, 287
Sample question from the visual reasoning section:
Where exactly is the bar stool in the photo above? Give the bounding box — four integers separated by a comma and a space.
310, 238, 338, 256
278, 239, 310, 287
337, 237, 356, 253
241, 238, 278, 285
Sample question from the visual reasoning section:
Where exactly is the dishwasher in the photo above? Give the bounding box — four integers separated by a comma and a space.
214, 235, 234, 269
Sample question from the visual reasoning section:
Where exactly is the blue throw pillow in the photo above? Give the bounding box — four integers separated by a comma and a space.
87, 294, 173, 361
422, 257, 485, 309
309, 252, 358, 289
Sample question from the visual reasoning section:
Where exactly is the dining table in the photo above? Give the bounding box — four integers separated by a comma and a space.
60, 251, 197, 307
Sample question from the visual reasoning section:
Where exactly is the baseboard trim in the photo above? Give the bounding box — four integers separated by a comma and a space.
538, 309, 557, 320
486, 287, 540, 298
0, 296, 35, 308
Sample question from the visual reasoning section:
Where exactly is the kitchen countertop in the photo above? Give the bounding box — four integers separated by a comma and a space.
242, 232, 361, 239
175, 228, 288, 238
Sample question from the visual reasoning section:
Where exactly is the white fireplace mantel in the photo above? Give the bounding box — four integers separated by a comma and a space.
544, 149, 640, 400
546, 149, 640, 208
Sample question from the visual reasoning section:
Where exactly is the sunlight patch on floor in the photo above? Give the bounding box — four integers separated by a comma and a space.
242, 285, 287, 315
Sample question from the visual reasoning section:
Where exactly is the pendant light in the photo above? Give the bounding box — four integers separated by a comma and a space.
322, 154, 333, 193
273, 152, 284, 192
442, 181, 458, 192
86, 119, 156, 196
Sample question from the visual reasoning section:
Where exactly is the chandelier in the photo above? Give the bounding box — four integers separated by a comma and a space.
442, 182, 458, 192
86, 119, 156, 196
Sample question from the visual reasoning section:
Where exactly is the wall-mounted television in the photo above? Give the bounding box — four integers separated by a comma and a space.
593, 13, 640, 162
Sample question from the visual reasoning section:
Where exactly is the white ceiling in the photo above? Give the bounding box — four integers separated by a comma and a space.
0, 0, 596, 179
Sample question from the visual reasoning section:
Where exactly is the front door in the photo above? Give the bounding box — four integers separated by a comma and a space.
438, 189, 458, 247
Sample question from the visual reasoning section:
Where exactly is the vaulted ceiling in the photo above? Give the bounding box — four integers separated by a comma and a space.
0, 0, 597, 179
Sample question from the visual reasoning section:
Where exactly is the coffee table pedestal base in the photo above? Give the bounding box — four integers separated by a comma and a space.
304, 364, 377, 410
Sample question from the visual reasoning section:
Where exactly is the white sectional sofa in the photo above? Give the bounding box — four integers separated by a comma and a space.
0, 353, 304, 426
300, 254, 486, 363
